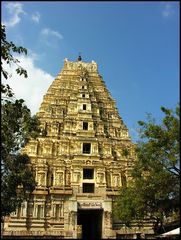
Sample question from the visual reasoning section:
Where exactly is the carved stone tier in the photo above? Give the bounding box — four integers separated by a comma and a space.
3, 58, 154, 239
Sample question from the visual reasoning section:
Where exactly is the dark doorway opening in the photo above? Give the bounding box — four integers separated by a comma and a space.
77, 209, 103, 239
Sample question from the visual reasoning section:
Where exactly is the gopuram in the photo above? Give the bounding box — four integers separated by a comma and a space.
3, 56, 154, 239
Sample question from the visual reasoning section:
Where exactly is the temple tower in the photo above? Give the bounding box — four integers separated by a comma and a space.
3, 57, 153, 239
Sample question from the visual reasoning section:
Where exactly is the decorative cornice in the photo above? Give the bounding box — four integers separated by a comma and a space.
63, 58, 98, 73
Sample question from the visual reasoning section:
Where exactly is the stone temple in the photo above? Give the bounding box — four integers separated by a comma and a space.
3, 57, 154, 239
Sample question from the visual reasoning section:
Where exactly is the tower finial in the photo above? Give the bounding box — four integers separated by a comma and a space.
77, 52, 82, 61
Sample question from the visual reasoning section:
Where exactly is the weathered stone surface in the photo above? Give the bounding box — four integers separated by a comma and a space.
3, 58, 154, 239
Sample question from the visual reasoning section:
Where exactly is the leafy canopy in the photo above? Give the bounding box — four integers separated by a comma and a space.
1, 24, 27, 97
1, 24, 41, 220
1, 99, 41, 218
114, 104, 180, 233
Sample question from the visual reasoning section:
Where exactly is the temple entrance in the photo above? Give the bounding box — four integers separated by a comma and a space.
77, 209, 103, 239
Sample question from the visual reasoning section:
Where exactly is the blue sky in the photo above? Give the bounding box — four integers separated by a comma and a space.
1, 1, 180, 142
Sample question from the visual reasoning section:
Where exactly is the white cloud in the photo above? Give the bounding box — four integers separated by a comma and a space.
4, 2, 25, 27
41, 28, 63, 40
28, 49, 41, 61
31, 12, 40, 23
161, 2, 175, 18
2, 55, 54, 115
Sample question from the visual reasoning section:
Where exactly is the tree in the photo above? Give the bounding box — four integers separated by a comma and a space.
114, 104, 180, 233
1, 24, 27, 97
1, 24, 41, 220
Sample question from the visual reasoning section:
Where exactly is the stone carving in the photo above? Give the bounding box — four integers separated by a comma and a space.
97, 172, 104, 183
51, 122, 59, 135
73, 172, 81, 183
78, 202, 102, 209
46, 123, 51, 135
37, 172, 45, 186
121, 129, 128, 138
70, 211, 76, 226
63, 59, 98, 73
52, 143, 58, 156
109, 127, 115, 137
86, 160, 91, 165
37, 142, 43, 155
105, 211, 111, 227
121, 171, 127, 187
55, 172, 64, 186
65, 168, 71, 186
64, 58, 68, 67
105, 170, 111, 187
54, 204, 63, 220
43, 142, 52, 154
112, 175, 120, 187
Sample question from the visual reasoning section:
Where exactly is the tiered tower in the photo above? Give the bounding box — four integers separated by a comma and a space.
3, 57, 153, 239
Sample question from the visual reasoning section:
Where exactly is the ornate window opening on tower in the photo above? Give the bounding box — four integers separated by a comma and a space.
83, 104, 87, 110
83, 183, 94, 193
83, 121, 88, 130
83, 169, 94, 179
83, 143, 91, 154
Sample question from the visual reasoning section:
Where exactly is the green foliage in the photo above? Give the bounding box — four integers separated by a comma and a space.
1, 99, 41, 218
1, 25, 41, 220
114, 104, 180, 233
1, 24, 28, 80
122, 148, 129, 157
113, 185, 146, 226
1, 24, 28, 98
